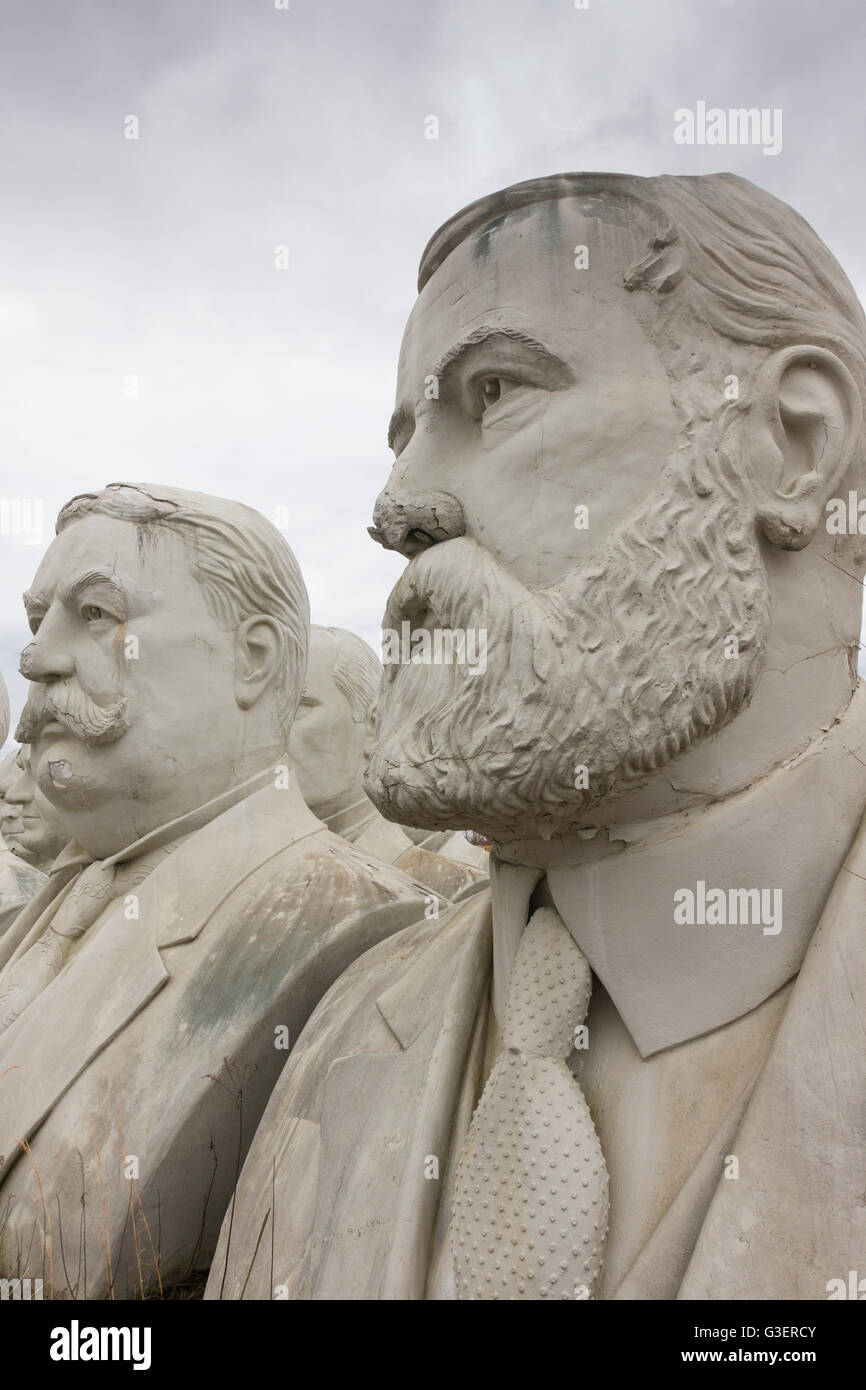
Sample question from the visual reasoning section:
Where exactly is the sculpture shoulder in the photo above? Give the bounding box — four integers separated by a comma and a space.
277, 886, 493, 1099
286, 827, 449, 918
394, 843, 488, 903
147, 813, 445, 956
167, 825, 446, 963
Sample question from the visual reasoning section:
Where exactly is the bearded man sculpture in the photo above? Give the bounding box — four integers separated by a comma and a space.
290, 624, 486, 901
208, 172, 866, 1301
0, 483, 437, 1298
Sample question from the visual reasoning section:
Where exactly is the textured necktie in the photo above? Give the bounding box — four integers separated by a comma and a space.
451, 905, 609, 1299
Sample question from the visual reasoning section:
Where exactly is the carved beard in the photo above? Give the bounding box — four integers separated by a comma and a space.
364, 421, 771, 843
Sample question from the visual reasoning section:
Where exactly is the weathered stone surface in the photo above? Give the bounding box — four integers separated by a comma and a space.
210, 173, 866, 1301
291, 624, 486, 901
0, 485, 437, 1297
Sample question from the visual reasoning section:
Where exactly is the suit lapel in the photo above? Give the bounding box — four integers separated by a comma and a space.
679, 804, 866, 1299
0, 780, 325, 1180
154, 778, 323, 947
0, 896, 167, 1180
611, 1065, 759, 1299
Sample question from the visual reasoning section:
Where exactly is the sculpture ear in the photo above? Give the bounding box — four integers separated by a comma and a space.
234, 616, 285, 710
749, 346, 863, 550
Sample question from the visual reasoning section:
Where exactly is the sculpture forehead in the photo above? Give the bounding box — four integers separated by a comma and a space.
398, 199, 650, 380
30, 513, 186, 596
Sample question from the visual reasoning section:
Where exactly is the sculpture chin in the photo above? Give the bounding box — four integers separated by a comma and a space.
366, 427, 771, 843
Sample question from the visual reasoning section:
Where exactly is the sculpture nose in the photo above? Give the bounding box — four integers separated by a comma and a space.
368, 488, 465, 559
19, 632, 74, 685
4, 770, 28, 807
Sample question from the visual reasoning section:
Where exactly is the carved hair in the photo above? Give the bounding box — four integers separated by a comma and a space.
318, 625, 381, 723
56, 483, 310, 733
420, 171, 866, 437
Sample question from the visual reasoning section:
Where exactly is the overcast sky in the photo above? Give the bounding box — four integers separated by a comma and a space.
1, 0, 864, 746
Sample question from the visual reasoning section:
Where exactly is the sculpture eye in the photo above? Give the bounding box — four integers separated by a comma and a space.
81, 604, 107, 623
476, 375, 518, 414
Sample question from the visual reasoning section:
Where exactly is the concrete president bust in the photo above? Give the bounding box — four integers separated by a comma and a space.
290, 623, 486, 901
1, 743, 69, 871
210, 172, 866, 1300
0, 483, 436, 1298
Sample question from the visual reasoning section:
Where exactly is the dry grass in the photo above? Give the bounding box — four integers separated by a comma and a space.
3, 1056, 253, 1300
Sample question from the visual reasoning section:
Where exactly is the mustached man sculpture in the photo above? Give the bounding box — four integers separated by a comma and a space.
210, 172, 866, 1301
0, 484, 438, 1298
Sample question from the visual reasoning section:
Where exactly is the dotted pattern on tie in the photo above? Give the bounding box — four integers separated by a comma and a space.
503, 906, 592, 1057
452, 908, 608, 1300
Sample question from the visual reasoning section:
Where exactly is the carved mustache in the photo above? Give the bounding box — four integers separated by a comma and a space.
15, 680, 130, 747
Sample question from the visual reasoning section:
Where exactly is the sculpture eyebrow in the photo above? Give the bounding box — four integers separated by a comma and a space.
429, 326, 571, 380
61, 570, 127, 606
51, 569, 126, 608
22, 589, 46, 617
386, 327, 573, 449
387, 404, 412, 452
23, 571, 127, 618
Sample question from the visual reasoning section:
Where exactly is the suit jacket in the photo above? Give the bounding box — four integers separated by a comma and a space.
0, 775, 439, 1298
207, 802, 866, 1300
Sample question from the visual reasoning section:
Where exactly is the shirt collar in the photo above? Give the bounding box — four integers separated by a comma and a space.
498, 685, 866, 1056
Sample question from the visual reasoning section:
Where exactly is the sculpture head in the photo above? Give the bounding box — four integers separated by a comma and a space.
0, 750, 18, 846
16, 483, 310, 859
365, 173, 866, 844
289, 625, 380, 820
1, 744, 69, 868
